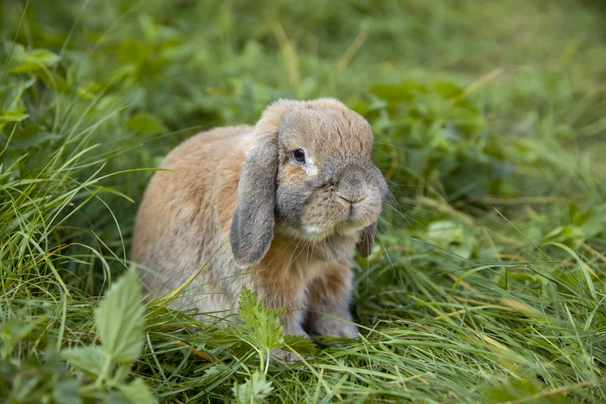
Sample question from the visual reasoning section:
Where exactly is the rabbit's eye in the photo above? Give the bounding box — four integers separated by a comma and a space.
292, 149, 306, 163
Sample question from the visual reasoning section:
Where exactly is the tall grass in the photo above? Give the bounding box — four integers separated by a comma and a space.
1, 0, 605, 402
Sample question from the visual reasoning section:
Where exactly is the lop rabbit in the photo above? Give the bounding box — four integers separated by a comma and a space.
132, 98, 387, 358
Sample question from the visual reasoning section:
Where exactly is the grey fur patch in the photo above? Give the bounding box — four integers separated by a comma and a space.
230, 142, 278, 267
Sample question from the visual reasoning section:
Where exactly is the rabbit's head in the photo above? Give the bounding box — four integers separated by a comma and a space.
230, 98, 387, 267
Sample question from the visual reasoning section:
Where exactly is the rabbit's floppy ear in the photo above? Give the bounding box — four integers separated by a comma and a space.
230, 100, 293, 267
355, 221, 377, 258
356, 170, 387, 258
230, 141, 278, 267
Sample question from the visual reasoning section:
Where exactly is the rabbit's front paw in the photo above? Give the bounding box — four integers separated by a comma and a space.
271, 348, 301, 363
310, 316, 359, 339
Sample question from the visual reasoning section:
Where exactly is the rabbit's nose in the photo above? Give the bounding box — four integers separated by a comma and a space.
337, 192, 368, 204
337, 168, 368, 204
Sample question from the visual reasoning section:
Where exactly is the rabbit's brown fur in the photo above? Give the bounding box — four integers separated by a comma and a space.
132, 98, 387, 359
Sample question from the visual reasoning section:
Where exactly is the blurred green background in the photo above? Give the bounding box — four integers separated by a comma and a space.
1, 0, 606, 402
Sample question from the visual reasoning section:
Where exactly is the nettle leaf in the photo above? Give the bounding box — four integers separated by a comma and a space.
95, 269, 145, 364
0, 108, 29, 123
198, 363, 236, 386
433, 81, 464, 99
11, 131, 60, 149
0, 79, 36, 111
210, 323, 247, 345
232, 371, 274, 404
118, 377, 158, 404
106, 393, 132, 404
238, 287, 285, 350
0, 317, 43, 355
370, 81, 426, 103
1, 317, 34, 344
7, 47, 60, 74
52, 379, 82, 404
426, 220, 476, 259
572, 203, 606, 239
126, 113, 166, 135
283, 334, 318, 357
60, 345, 107, 378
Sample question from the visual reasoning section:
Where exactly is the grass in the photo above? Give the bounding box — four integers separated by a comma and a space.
1, 0, 606, 402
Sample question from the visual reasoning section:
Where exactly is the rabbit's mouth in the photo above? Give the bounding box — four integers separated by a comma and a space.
280, 224, 337, 241
276, 217, 371, 243
304, 221, 364, 236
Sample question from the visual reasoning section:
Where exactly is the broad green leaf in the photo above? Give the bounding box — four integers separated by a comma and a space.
0, 318, 34, 344
118, 377, 158, 404
433, 81, 464, 99
484, 379, 568, 404
426, 220, 475, 259
0, 318, 40, 355
95, 269, 146, 364
497, 270, 544, 290
52, 379, 82, 404
11, 132, 60, 149
0, 77, 36, 103
238, 287, 285, 350
210, 323, 247, 345
126, 113, 166, 135
572, 204, 606, 239
198, 363, 235, 386
7, 48, 60, 74
283, 335, 318, 357
232, 371, 274, 404
60, 346, 107, 378
106, 393, 132, 404
0, 108, 29, 123
370, 81, 426, 103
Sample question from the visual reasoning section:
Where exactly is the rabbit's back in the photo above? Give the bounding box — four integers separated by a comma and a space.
132, 125, 254, 308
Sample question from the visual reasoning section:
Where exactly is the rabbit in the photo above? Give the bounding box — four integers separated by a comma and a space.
132, 98, 387, 360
